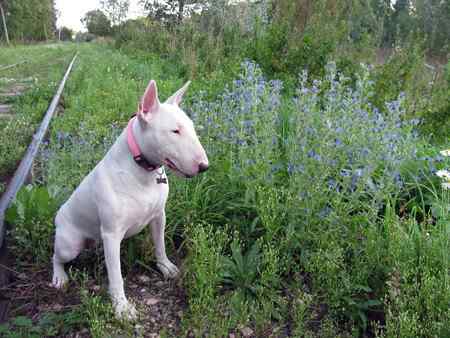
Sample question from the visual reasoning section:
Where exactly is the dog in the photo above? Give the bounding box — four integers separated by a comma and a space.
51, 80, 208, 319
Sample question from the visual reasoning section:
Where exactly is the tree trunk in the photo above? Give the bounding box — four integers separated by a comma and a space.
178, 0, 185, 23
0, 3, 10, 45
44, 23, 48, 40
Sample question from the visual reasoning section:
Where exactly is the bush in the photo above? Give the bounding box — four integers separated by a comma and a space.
419, 60, 450, 143
75, 32, 96, 42
178, 60, 448, 336
247, 22, 335, 80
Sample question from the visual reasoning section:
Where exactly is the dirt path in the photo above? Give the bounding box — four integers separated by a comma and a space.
1, 248, 187, 337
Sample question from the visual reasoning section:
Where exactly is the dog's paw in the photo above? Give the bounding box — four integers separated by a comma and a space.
114, 300, 138, 321
52, 271, 68, 289
157, 260, 179, 279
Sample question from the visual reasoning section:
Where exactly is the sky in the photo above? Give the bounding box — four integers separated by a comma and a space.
55, 0, 367, 32
55, 0, 145, 32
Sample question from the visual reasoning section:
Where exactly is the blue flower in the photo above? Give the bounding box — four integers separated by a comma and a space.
340, 169, 351, 177
271, 163, 283, 174
307, 149, 321, 161
328, 179, 337, 190
319, 206, 332, 219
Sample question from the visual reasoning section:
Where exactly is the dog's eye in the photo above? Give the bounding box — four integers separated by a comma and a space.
172, 129, 180, 134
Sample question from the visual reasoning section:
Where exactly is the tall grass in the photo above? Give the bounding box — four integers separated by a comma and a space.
174, 61, 449, 336
5, 44, 449, 337
0, 44, 75, 181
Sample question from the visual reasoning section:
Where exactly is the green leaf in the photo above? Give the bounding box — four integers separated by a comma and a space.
354, 284, 372, 293
364, 299, 382, 307
12, 315, 33, 327
0, 324, 10, 334
5, 203, 19, 224
358, 311, 368, 329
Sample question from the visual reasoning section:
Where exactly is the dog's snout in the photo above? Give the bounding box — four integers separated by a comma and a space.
198, 162, 209, 173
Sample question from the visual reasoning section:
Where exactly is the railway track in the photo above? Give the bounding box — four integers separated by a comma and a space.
0, 60, 28, 72
0, 53, 78, 322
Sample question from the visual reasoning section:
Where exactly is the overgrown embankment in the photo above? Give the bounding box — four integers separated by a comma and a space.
0, 41, 449, 338
0, 44, 76, 192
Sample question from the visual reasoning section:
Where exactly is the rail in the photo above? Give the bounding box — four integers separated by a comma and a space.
0, 53, 78, 247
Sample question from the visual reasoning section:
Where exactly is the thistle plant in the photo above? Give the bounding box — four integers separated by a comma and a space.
436, 149, 450, 190
286, 62, 419, 228
190, 60, 282, 185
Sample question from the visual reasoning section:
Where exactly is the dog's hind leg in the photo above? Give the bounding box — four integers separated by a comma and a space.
52, 213, 85, 289
151, 211, 179, 279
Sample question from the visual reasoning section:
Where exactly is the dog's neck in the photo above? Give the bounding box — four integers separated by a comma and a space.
128, 116, 161, 171
106, 119, 165, 185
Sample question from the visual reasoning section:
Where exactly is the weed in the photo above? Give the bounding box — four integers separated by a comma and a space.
5, 184, 57, 263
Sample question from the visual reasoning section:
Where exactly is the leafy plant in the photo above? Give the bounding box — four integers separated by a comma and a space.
5, 184, 57, 262
221, 239, 261, 298
6, 185, 56, 224
0, 311, 85, 338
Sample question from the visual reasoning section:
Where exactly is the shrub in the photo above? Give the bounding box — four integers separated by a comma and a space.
419, 60, 450, 143
283, 62, 422, 332
180, 60, 448, 336
6, 185, 58, 262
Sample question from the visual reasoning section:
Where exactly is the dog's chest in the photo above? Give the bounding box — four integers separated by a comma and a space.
114, 171, 169, 236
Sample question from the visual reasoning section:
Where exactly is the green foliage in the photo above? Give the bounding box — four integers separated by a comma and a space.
371, 45, 424, 111
75, 32, 97, 42
143, 0, 195, 24
100, 0, 129, 27
221, 239, 261, 297
81, 10, 112, 36
248, 21, 336, 79
59, 27, 74, 41
0, 0, 56, 41
0, 315, 54, 338
3, 37, 448, 337
419, 61, 450, 143
370, 45, 450, 142
0, 44, 75, 178
0, 310, 85, 337
0, 271, 118, 337
182, 222, 229, 336
180, 59, 448, 336
5, 185, 57, 262
5, 185, 56, 224
79, 287, 115, 338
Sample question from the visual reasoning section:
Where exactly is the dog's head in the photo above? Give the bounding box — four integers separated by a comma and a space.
135, 80, 208, 178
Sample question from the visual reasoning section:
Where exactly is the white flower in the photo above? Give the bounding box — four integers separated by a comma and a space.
439, 149, 450, 157
436, 169, 450, 181
442, 182, 450, 190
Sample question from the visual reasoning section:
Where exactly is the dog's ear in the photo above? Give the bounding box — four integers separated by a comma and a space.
165, 81, 191, 106
138, 80, 160, 123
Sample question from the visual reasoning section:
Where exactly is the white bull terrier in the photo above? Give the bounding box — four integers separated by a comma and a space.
51, 80, 208, 319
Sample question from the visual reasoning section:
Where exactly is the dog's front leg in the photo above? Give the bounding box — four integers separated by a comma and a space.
151, 211, 179, 278
102, 232, 137, 320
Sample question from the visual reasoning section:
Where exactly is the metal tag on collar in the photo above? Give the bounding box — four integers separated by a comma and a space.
156, 168, 167, 184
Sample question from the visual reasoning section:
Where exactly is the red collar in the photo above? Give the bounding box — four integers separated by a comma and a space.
127, 116, 161, 171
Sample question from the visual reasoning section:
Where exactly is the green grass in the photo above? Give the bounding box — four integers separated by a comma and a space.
3, 42, 449, 337
0, 43, 76, 182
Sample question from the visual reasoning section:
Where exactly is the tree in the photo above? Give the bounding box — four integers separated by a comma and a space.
0, 1, 9, 44
391, 0, 414, 42
59, 26, 73, 41
415, 0, 450, 54
0, 0, 56, 41
369, 0, 394, 46
142, 0, 205, 24
100, 0, 130, 27
81, 10, 111, 36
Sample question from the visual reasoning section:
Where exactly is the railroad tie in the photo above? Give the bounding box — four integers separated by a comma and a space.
0, 92, 21, 97
0, 104, 12, 115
